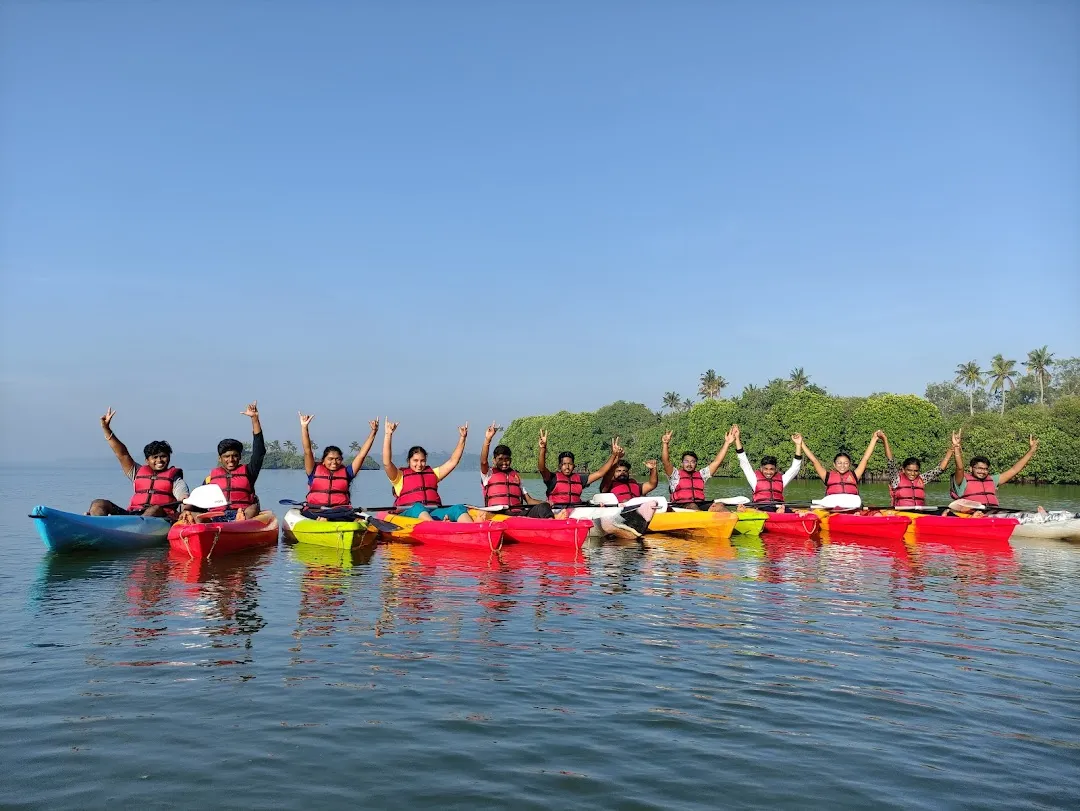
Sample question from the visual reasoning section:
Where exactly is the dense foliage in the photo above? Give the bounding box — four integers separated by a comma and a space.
243, 439, 381, 470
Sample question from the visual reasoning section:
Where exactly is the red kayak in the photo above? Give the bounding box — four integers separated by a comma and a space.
764, 512, 820, 537
409, 520, 506, 550
822, 513, 911, 541
500, 516, 593, 548
168, 511, 279, 558
905, 514, 1017, 542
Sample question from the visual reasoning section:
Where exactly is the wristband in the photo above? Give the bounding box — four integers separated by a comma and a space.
105, 433, 114, 441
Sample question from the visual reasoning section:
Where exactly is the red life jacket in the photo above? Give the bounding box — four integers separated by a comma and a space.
395, 466, 442, 508
607, 479, 643, 503
483, 469, 525, 507
824, 470, 859, 496
671, 470, 706, 504
306, 464, 352, 508
547, 472, 584, 508
208, 464, 256, 509
959, 473, 999, 507
752, 471, 784, 504
890, 474, 926, 507
128, 465, 183, 517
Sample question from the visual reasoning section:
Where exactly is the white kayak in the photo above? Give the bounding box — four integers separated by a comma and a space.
1010, 511, 1080, 542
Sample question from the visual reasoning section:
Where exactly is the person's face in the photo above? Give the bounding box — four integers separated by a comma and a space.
219, 450, 242, 471
323, 451, 344, 471
834, 456, 851, 474
760, 463, 777, 479
493, 452, 512, 472
970, 461, 990, 480
614, 465, 631, 482
146, 452, 170, 472
903, 463, 921, 481
681, 455, 698, 472
558, 457, 576, 476
409, 452, 428, 472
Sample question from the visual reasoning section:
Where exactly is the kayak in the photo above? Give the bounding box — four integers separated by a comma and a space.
763, 511, 820, 537
1010, 512, 1080, 542
813, 511, 911, 541
282, 508, 376, 549
647, 509, 738, 539
380, 514, 506, 550
168, 511, 279, 558
896, 512, 1018, 542
733, 509, 767, 535
493, 515, 593, 548
30, 505, 171, 553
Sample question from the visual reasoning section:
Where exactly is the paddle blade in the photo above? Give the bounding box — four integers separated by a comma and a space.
948, 498, 986, 513
184, 484, 228, 510
717, 496, 751, 505
357, 513, 406, 533
812, 494, 862, 510
590, 493, 620, 507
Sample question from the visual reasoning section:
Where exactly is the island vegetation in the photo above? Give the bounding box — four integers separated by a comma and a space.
244, 439, 381, 470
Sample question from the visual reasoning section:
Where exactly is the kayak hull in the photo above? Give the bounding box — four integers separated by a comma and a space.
1010, 515, 1080, 542
499, 516, 593, 548
733, 510, 767, 535
814, 511, 911, 541
380, 514, 506, 549
282, 508, 376, 549
898, 513, 1018, 542
30, 505, 171, 553
647, 510, 737, 539
168, 511, 279, 558
764, 512, 820, 537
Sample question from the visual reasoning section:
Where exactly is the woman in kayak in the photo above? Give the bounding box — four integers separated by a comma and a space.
801, 433, 880, 497
87, 407, 190, 520
660, 427, 735, 510
879, 430, 954, 507
299, 413, 379, 519
383, 419, 473, 522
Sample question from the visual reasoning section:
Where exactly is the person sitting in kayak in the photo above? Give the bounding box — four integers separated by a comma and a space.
951, 429, 1038, 507
661, 427, 734, 511
478, 421, 554, 518
177, 401, 266, 523
299, 413, 379, 520
879, 430, 953, 508
384, 419, 473, 522
87, 407, 190, 520
800, 433, 879, 497
537, 430, 621, 510
732, 424, 803, 508
599, 455, 659, 504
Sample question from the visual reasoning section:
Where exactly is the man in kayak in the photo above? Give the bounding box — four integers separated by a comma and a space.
538, 430, 622, 510
87, 407, 190, 520
951, 429, 1038, 507
478, 422, 554, 518
599, 456, 659, 503
661, 427, 734, 510
384, 420, 473, 522
298, 413, 379, 519
879, 430, 954, 507
177, 401, 266, 523
801, 433, 880, 498
732, 425, 803, 508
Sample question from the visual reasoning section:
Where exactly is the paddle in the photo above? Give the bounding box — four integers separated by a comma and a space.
277, 499, 403, 533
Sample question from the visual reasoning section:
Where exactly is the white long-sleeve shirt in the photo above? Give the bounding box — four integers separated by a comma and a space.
737, 451, 802, 493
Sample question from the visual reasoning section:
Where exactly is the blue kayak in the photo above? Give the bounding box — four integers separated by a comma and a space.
29, 505, 172, 553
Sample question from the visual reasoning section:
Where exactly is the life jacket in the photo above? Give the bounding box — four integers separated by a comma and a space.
395, 466, 442, 508
306, 464, 352, 508
824, 470, 859, 496
752, 471, 784, 504
483, 469, 525, 507
208, 464, 256, 509
607, 479, 642, 504
670, 470, 706, 504
547, 472, 584, 508
959, 473, 999, 507
890, 473, 926, 507
128, 465, 183, 517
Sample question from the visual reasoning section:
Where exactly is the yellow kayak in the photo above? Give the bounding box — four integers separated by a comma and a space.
733, 509, 768, 535
647, 509, 737, 539
282, 509, 376, 549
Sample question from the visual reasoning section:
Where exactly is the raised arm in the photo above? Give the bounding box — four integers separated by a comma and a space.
99, 407, 137, 476
586, 437, 622, 485
537, 430, 553, 482
936, 444, 953, 472
479, 421, 501, 476
801, 440, 828, 480
299, 412, 316, 476
350, 418, 380, 475
853, 433, 880, 480
951, 430, 965, 487
782, 433, 804, 486
382, 419, 401, 481
642, 459, 659, 495
598, 439, 625, 492
998, 435, 1038, 485
661, 430, 674, 476
438, 423, 469, 477
732, 424, 757, 487
703, 427, 735, 477
243, 402, 266, 480
879, 430, 894, 461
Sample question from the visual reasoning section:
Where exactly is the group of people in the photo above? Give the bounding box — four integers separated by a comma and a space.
89, 407, 1040, 523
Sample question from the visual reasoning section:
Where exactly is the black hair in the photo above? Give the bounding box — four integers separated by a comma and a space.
217, 438, 243, 456
833, 452, 852, 463
321, 445, 344, 461
143, 440, 173, 458
614, 459, 631, 471
493, 444, 512, 457
681, 451, 698, 462
901, 457, 921, 469
406, 445, 428, 459
558, 451, 575, 463
761, 455, 778, 467
970, 455, 991, 468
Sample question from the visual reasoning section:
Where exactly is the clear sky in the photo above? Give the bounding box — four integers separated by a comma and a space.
1, 0, 1077, 462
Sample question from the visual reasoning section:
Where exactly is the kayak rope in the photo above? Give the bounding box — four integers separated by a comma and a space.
486, 523, 501, 552
179, 526, 195, 559
801, 515, 818, 535
207, 528, 221, 561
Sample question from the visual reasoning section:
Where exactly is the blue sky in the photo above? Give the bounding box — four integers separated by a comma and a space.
1, 0, 1077, 462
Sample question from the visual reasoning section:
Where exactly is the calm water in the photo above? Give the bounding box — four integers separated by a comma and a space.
3, 465, 1079, 810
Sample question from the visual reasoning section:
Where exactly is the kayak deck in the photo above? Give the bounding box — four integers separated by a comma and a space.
895, 512, 1018, 543
647, 509, 738, 539
30, 505, 171, 554
282, 508, 376, 549
814, 511, 911, 541
168, 511, 279, 558
764, 511, 820, 537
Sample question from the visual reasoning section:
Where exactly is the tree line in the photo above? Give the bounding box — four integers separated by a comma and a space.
243, 439, 381, 470
500, 356, 1080, 485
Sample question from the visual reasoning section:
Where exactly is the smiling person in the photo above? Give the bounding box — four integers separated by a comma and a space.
538, 430, 621, 510
660, 428, 733, 511
879, 430, 953, 508
177, 401, 265, 523
87, 407, 189, 520
733, 425, 803, 507
478, 421, 553, 518
384, 420, 472, 522
799, 433, 880, 498
600, 453, 659, 504
951, 429, 1038, 507
299, 413, 379, 520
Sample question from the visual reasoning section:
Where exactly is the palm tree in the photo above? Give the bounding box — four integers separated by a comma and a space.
788, 367, 810, 393
1025, 345, 1055, 405
283, 440, 297, 454
953, 360, 985, 416
681, 397, 695, 411
988, 354, 1017, 414
698, 369, 727, 399
662, 391, 682, 412
349, 440, 361, 454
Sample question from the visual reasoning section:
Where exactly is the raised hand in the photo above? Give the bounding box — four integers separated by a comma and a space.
662, 430, 673, 445
874, 430, 886, 440
386, 419, 399, 435
458, 422, 469, 440
791, 432, 803, 445
644, 459, 658, 471
724, 425, 737, 444
101, 407, 116, 431
298, 412, 314, 427
731, 423, 741, 439
952, 429, 962, 446
538, 429, 548, 448
368, 417, 380, 433
1029, 435, 1039, 452
485, 421, 503, 441
242, 401, 259, 418
611, 436, 624, 456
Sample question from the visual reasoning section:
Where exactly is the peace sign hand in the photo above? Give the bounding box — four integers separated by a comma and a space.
952, 429, 962, 447
538, 429, 548, 449
662, 430, 673, 445
1029, 434, 1039, 452
612, 436, 624, 456
101, 407, 116, 430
